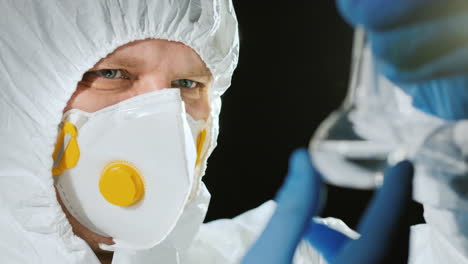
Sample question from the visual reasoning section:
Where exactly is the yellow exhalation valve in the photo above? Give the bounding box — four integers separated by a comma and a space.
99, 161, 145, 207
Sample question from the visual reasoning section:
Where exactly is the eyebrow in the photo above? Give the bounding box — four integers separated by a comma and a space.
94, 55, 213, 79
97, 57, 144, 69
182, 69, 212, 77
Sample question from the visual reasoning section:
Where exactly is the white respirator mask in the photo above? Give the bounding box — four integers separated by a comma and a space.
52, 89, 210, 250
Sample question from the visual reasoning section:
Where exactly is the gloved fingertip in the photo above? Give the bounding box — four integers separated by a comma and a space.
384, 160, 414, 187
288, 148, 314, 175
393, 160, 413, 172
275, 148, 321, 205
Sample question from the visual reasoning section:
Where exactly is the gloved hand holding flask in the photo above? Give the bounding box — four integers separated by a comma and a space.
337, 1, 468, 263
242, 149, 414, 264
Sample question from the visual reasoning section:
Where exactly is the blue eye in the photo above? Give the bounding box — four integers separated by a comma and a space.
95, 69, 124, 79
171, 79, 198, 89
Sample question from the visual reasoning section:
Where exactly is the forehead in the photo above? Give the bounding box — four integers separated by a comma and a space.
95, 39, 211, 76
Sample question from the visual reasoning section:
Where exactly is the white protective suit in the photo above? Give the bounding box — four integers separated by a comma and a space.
0, 1, 354, 263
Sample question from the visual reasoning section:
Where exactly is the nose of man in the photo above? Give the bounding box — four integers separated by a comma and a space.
132, 74, 173, 95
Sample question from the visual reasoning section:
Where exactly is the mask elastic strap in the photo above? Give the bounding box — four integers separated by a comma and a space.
195, 129, 207, 166
52, 122, 80, 175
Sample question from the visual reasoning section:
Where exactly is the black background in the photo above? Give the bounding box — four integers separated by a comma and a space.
203, 1, 370, 228
197, 0, 424, 264
202, 1, 424, 230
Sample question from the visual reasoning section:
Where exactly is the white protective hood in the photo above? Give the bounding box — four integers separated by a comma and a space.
0, 0, 238, 263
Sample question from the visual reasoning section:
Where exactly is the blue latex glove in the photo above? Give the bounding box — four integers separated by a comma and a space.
337, 0, 468, 120
242, 149, 414, 264
242, 149, 322, 264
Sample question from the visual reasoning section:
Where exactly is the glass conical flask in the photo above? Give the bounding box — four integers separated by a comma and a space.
309, 28, 399, 189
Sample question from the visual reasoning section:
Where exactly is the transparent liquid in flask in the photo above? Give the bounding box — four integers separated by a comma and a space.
309, 28, 397, 189
310, 109, 393, 189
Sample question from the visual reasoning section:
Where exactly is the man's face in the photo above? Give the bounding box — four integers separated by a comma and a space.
58, 39, 212, 256
65, 39, 212, 120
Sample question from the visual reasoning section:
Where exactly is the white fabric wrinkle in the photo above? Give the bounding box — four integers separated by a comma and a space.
0, 61, 26, 126
0, 56, 43, 130
101, 2, 119, 40
140, 1, 150, 33
110, 1, 128, 39
410, 224, 468, 264
201, 0, 220, 38
0, 222, 40, 263
180, 4, 197, 38
177, 2, 193, 33
189, 0, 203, 22
14, 191, 60, 234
